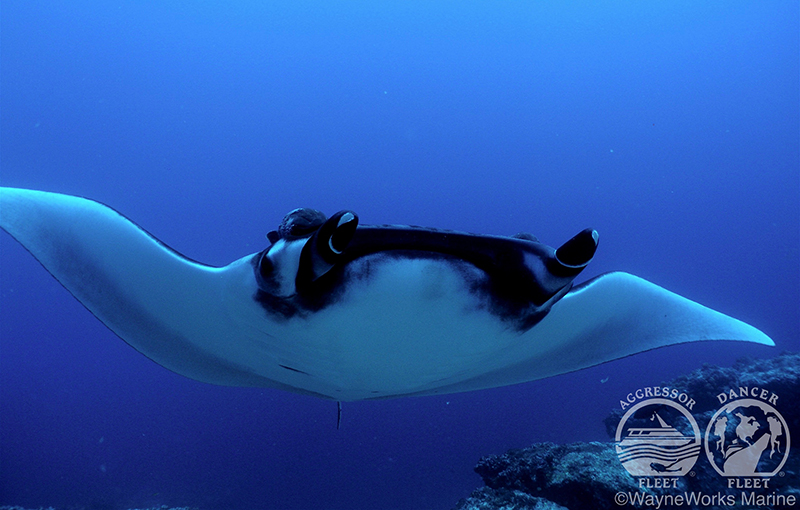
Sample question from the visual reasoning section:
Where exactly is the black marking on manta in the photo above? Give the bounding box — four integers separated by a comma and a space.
253, 208, 597, 332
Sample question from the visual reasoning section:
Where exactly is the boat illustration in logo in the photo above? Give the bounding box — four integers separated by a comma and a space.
619, 412, 694, 447
615, 406, 701, 476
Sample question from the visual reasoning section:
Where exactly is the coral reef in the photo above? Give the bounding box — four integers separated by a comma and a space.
455, 352, 799, 510
603, 351, 800, 436
454, 442, 639, 510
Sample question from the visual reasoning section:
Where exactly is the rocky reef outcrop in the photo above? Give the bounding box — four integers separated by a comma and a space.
454, 352, 799, 510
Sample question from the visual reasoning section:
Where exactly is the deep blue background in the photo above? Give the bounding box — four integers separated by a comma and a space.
1, 1, 798, 509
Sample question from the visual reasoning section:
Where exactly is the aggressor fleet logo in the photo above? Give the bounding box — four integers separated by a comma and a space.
615, 388, 700, 480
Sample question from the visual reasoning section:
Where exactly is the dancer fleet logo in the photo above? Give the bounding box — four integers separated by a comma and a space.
704, 387, 790, 479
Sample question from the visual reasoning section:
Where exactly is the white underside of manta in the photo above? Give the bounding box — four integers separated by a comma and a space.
0, 187, 773, 401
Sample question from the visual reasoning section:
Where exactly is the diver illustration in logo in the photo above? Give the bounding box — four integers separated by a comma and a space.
705, 398, 790, 477
615, 398, 701, 477
713, 415, 728, 453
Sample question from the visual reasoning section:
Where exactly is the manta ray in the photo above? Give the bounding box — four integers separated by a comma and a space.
0, 187, 773, 401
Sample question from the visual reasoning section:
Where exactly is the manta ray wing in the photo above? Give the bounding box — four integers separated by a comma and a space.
0, 187, 312, 392
397, 271, 774, 398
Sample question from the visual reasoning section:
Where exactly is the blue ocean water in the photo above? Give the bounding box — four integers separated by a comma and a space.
0, 1, 797, 509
